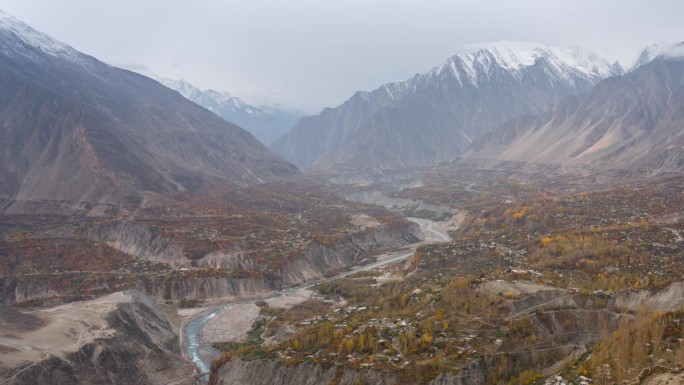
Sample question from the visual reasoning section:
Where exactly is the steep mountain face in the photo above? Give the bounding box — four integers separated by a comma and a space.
271, 43, 623, 173
0, 11, 299, 211
629, 44, 662, 72
464, 50, 684, 173
161, 79, 305, 145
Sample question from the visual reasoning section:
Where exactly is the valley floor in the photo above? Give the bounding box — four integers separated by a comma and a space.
182, 216, 453, 376
2, 167, 684, 385
202, 166, 684, 385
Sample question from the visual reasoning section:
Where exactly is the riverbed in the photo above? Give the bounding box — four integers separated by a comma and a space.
183, 217, 452, 376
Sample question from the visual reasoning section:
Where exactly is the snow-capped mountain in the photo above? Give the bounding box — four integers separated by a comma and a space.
0, 10, 298, 211
161, 79, 305, 145
630, 44, 662, 71
465, 45, 684, 173
271, 42, 623, 173
0, 10, 85, 61
429, 42, 622, 86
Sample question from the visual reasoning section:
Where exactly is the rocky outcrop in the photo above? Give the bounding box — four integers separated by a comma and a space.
0, 224, 420, 306
88, 222, 186, 265
0, 277, 57, 306
215, 358, 485, 385
0, 273, 276, 306
1, 290, 197, 385
138, 275, 275, 301
280, 226, 420, 286
615, 282, 684, 312
153, 224, 420, 299
631, 365, 684, 385
189, 224, 420, 291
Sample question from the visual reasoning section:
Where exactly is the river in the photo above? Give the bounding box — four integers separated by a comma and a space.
183, 217, 451, 377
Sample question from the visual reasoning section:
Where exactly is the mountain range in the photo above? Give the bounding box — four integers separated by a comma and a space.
1, 5, 680, 214
0, 11, 298, 212
464, 45, 684, 173
271, 43, 625, 173
160, 79, 305, 145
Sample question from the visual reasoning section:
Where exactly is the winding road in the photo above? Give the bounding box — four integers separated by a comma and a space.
183, 217, 452, 377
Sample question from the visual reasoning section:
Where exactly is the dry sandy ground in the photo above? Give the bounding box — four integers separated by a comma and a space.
481, 280, 562, 296
349, 214, 382, 229
616, 282, 684, 312
408, 218, 446, 243
408, 214, 464, 243
202, 303, 260, 343
374, 269, 401, 285
0, 292, 130, 370
265, 289, 314, 309
641, 372, 684, 385
200, 289, 315, 344
177, 307, 209, 319
434, 211, 467, 237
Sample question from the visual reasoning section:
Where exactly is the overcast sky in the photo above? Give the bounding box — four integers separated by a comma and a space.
0, 1, 682, 112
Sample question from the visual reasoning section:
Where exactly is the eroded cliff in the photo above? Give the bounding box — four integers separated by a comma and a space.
0, 290, 197, 385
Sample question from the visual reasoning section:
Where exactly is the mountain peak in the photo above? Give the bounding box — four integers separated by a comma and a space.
273, 42, 619, 172
0, 9, 82, 61
161, 78, 304, 145
630, 43, 684, 71
630, 43, 662, 71
431, 42, 620, 87
611, 61, 625, 76
464, 53, 684, 173
467, 42, 549, 70
0, 11, 299, 208
159, 78, 237, 106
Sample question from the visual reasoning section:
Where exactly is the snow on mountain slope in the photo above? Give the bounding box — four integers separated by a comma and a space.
272, 42, 622, 173
161, 79, 305, 145
427, 42, 622, 87
0, 10, 299, 210
464, 51, 684, 173
0, 10, 86, 62
630, 44, 663, 71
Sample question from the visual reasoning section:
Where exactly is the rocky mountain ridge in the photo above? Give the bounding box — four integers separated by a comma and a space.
0, 11, 299, 214
463, 47, 684, 173
271, 43, 623, 174
161, 78, 305, 145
